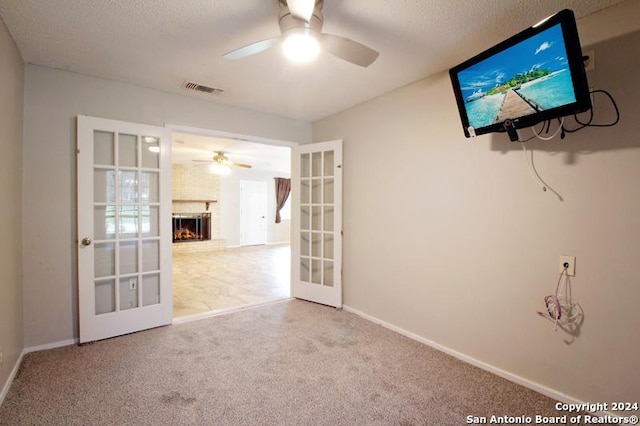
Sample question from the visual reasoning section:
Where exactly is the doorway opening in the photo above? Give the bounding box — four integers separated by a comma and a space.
170, 129, 293, 320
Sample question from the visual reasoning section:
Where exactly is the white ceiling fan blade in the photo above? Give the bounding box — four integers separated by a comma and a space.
321, 33, 379, 67
223, 37, 280, 60
231, 161, 252, 169
286, 0, 315, 22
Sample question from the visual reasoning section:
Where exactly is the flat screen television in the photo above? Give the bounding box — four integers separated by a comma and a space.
449, 9, 591, 140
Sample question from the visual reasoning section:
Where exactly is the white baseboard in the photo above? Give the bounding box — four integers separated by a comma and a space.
24, 338, 78, 354
1, 338, 79, 407
342, 304, 589, 409
0, 350, 25, 407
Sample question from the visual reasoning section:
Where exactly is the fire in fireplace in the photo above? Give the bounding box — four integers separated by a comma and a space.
172, 213, 211, 242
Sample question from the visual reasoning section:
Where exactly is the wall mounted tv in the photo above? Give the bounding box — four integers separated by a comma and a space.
449, 9, 591, 140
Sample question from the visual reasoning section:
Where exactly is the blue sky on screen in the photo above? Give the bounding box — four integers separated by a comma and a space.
458, 24, 569, 93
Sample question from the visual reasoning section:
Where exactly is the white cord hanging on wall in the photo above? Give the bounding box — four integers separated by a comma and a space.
518, 118, 565, 201
538, 264, 583, 331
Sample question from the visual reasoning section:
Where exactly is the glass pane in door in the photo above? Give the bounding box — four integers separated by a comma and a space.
312, 179, 322, 204
323, 261, 334, 287
311, 259, 322, 285
323, 151, 334, 176
119, 278, 139, 310
142, 240, 160, 272
312, 233, 322, 258
141, 136, 160, 168
142, 206, 159, 236
94, 170, 115, 203
119, 134, 138, 168
323, 234, 334, 260
312, 152, 322, 176
300, 232, 310, 257
94, 242, 115, 277
300, 258, 310, 282
118, 206, 139, 237
119, 171, 138, 202
119, 241, 138, 275
94, 206, 116, 240
301, 153, 310, 177
300, 206, 310, 230
95, 279, 115, 315
94, 131, 114, 166
301, 180, 310, 204
140, 172, 159, 202
324, 179, 334, 203
142, 273, 160, 306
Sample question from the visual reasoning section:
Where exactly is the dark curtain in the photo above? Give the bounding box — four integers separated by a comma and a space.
274, 177, 291, 224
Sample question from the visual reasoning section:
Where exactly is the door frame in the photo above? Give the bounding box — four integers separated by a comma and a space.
166, 124, 300, 302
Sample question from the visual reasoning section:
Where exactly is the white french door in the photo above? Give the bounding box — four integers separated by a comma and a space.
239, 180, 268, 246
77, 116, 172, 343
291, 140, 342, 308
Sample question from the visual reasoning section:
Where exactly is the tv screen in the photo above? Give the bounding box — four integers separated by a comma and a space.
449, 9, 591, 139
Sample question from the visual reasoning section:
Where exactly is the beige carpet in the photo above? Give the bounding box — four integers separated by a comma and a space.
0, 300, 563, 425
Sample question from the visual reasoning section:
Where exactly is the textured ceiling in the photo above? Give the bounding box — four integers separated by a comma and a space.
172, 132, 291, 173
0, 0, 630, 122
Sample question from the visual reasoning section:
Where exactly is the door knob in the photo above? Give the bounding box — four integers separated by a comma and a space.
81, 237, 92, 246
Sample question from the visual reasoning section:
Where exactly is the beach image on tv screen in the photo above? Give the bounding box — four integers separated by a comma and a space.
457, 23, 577, 130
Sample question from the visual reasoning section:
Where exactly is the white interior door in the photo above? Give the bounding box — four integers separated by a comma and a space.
291, 140, 342, 308
240, 180, 268, 246
77, 115, 172, 343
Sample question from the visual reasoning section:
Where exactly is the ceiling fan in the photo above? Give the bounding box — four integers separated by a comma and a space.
193, 151, 252, 174
223, 0, 379, 67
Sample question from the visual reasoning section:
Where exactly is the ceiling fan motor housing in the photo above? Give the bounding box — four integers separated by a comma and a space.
279, 0, 324, 36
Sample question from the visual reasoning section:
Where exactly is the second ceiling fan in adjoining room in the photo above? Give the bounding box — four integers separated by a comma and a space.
193, 151, 252, 175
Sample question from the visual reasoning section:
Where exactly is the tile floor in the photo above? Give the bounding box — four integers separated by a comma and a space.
172, 244, 291, 318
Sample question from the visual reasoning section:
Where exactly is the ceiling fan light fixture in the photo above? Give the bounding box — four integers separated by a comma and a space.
282, 31, 320, 63
209, 163, 232, 175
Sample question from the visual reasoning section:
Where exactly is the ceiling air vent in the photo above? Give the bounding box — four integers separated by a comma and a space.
182, 81, 224, 96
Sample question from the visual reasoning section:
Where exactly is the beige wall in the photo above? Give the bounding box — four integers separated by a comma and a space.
22, 65, 310, 347
313, 7, 640, 405
220, 168, 292, 247
0, 17, 24, 395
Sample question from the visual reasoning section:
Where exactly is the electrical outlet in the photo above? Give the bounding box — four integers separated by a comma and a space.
129, 279, 137, 291
559, 255, 576, 276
